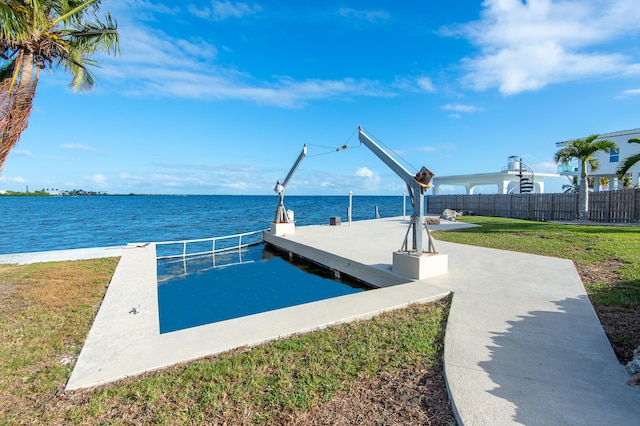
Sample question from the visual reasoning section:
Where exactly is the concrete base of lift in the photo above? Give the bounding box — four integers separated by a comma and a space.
270, 222, 296, 236
392, 251, 448, 280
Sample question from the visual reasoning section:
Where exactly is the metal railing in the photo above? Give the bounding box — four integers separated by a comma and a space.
155, 230, 265, 260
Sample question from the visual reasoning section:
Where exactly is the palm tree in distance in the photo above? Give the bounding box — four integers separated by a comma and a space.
617, 138, 640, 186
562, 175, 578, 193
554, 134, 617, 220
599, 176, 610, 191
0, 0, 119, 172
562, 175, 596, 194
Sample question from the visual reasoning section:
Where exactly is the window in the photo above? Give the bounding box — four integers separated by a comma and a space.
610, 148, 619, 163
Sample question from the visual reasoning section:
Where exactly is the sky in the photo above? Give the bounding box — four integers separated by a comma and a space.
2, 0, 640, 195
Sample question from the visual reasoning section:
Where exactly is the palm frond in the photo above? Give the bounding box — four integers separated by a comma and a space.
617, 153, 640, 177
0, 1, 30, 43
68, 12, 119, 56
0, 57, 17, 82
50, 0, 100, 28
616, 138, 640, 178
61, 50, 96, 91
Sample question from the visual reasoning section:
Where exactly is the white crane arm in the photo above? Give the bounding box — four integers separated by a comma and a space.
275, 144, 307, 192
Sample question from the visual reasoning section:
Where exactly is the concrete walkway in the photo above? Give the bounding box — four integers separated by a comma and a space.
0, 245, 130, 265
3, 218, 638, 424
264, 217, 640, 425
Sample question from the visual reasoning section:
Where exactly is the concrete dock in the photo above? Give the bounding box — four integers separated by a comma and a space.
3, 217, 639, 424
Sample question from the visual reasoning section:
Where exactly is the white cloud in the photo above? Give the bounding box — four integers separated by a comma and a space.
119, 172, 144, 182
356, 167, 374, 178
441, 103, 484, 113
90, 174, 107, 185
419, 146, 437, 152
417, 77, 436, 93
189, 1, 262, 21
355, 166, 381, 185
0, 175, 27, 183
530, 160, 559, 174
336, 8, 390, 23
97, 2, 415, 107
616, 88, 640, 99
212, 1, 261, 20
393, 76, 436, 93
435, 184, 464, 195
118, 164, 269, 192
451, 0, 640, 95
115, 24, 217, 69
60, 143, 97, 152
12, 149, 31, 156
114, 65, 392, 107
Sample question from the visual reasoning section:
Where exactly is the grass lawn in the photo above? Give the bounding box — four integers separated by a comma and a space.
433, 216, 640, 362
0, 258, 455, 425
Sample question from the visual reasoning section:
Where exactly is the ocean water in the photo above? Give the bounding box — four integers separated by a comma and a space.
0, 195, 407, 254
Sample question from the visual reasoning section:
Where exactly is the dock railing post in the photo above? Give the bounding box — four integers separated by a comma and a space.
348, 191, 353, 226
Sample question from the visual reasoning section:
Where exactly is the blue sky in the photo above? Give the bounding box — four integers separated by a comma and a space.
2, 0, 640, 195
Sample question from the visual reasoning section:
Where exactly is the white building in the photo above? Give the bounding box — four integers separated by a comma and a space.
555, 128, 640, 190
431, 156, 559, 195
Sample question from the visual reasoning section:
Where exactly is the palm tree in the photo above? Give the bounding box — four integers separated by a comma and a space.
617, 138, 640, 184
554, 134, 617, 220
562, 175, 578, 193
0, 0, 118, 171
598, 176, 610, 191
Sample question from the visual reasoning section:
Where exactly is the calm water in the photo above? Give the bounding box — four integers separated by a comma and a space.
157, 244, 368, 333
0, 195, 406, 254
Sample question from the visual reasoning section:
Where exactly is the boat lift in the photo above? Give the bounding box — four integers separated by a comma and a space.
269, 127, 448, 279
358, 126, 447, 279
357, 126, 438, 256
270, 144, 307, 236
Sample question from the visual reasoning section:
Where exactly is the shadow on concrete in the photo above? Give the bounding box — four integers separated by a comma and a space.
478, 295, 640, 425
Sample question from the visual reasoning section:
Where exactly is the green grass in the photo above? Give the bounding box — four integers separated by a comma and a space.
0, 258, 451, 424
71, 303, 447, 424
432, 216, 640, 308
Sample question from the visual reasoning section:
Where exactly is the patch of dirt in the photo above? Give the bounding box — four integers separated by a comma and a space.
0, 266, 19, 316
592, 305, 640, 362
288, 363, 456, 426
574, 258, 623, 285
573, 258, 640, 363
0, 265, 16, 309
0, 281, 15, 311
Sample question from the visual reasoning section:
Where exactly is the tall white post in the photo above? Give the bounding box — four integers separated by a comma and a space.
348, 191, 353, 226
403, 192, 406, 220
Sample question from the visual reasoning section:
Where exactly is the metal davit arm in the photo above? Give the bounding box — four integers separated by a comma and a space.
357, 126, 437, 255
281, 144, 307, 188
273, 144, 307, 223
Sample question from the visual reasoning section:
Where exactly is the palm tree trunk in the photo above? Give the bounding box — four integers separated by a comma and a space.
579, 173, 588, 220
0, 52, 38, 172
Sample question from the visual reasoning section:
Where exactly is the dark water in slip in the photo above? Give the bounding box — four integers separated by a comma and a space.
0, 195, 406, 254
157, 244, 369, 333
